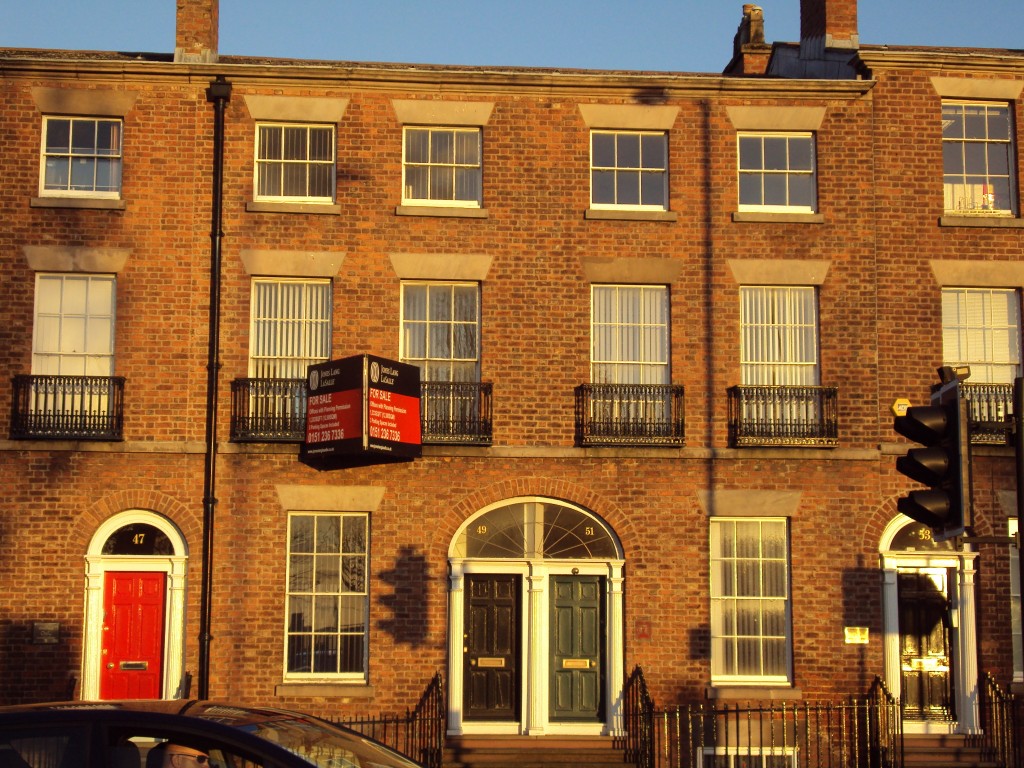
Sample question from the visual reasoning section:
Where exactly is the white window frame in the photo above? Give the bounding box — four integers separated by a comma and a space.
249, 278, 332, 380
39, 116, 123, 198
942, 101, 1016, 216
284, 512, 369, 681
400, 281, 481, 382
590, 284, 670, 385
737, 132, 817, 213
709, 517, 792, 685
590, 130, 668, 210
254, 122, 336, 204
33, 273, 116, 377
740, 286, 820, 386
401, 126, 482, 207
941, 287, 1022, 384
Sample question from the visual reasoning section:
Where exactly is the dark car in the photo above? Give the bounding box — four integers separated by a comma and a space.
0, 700, 424, 768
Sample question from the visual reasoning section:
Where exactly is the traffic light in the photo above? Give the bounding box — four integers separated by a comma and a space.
893, 380, 971, 541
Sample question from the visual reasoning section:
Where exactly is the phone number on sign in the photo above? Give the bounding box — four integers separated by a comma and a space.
308, 428, 345, 442
369, 425, 402, 441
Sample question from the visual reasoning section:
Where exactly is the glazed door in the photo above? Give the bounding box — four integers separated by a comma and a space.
550, 575, 604, 721
100, 572, 166, 700
898, 571, 953, 720
464, 575, 520, 720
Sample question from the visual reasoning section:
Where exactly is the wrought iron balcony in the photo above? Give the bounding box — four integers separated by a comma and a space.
230, 378, 308, 442
10, 375, 125, 441
574, 384, 685, 446
962, 382, 1013, 445
420, 381, 493, 445
728, 385, 838, 447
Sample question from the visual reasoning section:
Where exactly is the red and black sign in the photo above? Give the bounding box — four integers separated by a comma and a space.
299, 355, 421, 470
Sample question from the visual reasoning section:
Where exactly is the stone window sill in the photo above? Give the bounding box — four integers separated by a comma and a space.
31, 197, 126, 211
706, 685, 802, 701
585, 208, 678, 222
246, 201, 342, 215
395, 205, 488, 219
939, 215, 1024, 228
732, 212, 823, 224
275, 682, 375, 698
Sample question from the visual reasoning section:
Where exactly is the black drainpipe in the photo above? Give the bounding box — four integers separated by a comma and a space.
198, 75, 231, 700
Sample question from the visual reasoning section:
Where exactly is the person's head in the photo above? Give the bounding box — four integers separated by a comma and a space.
146, 743, 209, 768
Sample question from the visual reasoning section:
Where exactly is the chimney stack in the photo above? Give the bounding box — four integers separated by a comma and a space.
727, 5, 771, 76
800, 0, 858, 57
175, 0, 219, 63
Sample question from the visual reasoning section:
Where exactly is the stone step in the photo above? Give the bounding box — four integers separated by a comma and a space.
444, 737, 629, 768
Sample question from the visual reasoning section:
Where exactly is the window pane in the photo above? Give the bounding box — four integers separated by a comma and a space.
789, 174, 815, 209
617, 134, 640, 168
789, 137, 812, 170
640, 171, 665, 207
763, 137, 788, 170
405, 129, 429, 163
45, 118, 71, 152
739, 136, 763, 170
70, 120, 97, 155
455, 131, 479, 164
617, 170, 640, 205
430, 129, 454, 164
739, 173, 762, 206
592, 170, 615, 204
641, 134, 666, 169
259, 126, 282, 159
592, 133, 615, 167
763, 174, 787, 206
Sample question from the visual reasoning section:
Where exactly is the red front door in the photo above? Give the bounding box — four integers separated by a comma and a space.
100, 572, 166, 700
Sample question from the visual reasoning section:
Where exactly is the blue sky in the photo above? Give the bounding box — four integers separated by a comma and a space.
2, 1, 1021, 73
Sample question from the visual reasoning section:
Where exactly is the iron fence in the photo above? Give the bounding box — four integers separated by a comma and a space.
230, 377, 308, 442
962, 382, 1013, 445
330, 672, 445, 768
575, 384, 685, 446
420, 381, 493, 445
622, 667, 900, 768
979, 672, 1024, 768
10, 374, 125, 440
728, 386, 838, 447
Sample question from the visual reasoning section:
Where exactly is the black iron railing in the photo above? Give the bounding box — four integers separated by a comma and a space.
962, 382, 1013, 445
728, 385, 839, 447
421, 381, 492, 445
10, 375, 125, 440
622, 667, 901, 768
575, 384, 685, 446
979, 672, 1023, 768
330, 671, 445, 768
230, 378, 308, 442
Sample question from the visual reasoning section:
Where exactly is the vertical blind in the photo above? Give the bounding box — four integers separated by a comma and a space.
249, 279, 332, 379
740, 286, 819, 386
942, 287, 1021, 383
591, 285, 669, 385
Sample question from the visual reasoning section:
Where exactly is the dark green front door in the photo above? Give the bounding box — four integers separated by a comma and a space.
550, 575, 604, 721
464, 574, 519, 721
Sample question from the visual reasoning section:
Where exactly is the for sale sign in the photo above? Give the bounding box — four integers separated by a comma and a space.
299, 355, 421, 470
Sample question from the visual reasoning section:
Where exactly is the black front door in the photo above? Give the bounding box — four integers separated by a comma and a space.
464, 574, 519, 721
550, 575, 604, 721
898, 571, 954, 720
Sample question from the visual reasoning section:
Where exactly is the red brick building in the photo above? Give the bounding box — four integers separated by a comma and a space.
1, 0, 1021, 750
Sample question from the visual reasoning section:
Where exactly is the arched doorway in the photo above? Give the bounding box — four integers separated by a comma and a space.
447, 498, 625, 736
879, 515, 979, 734
81, 510, 189, 700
